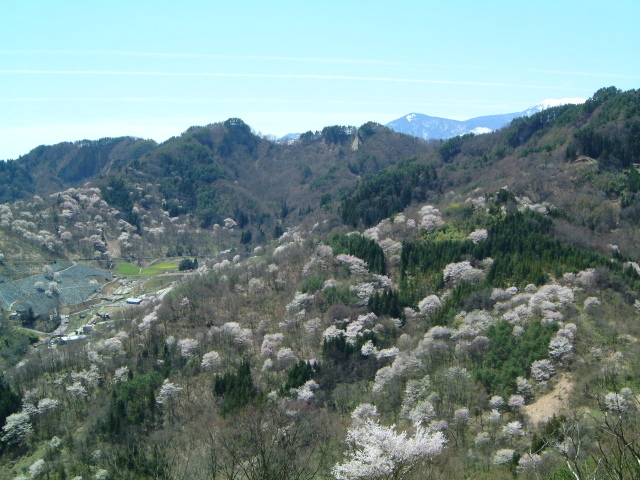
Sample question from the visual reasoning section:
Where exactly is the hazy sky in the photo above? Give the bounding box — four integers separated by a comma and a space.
1, 0, 639, 160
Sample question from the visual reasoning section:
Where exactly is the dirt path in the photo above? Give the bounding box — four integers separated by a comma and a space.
106, 239, 121, 259
524, 374, 574, 424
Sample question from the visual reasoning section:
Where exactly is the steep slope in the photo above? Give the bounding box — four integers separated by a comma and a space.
2, 87, 640, 480
0, 121, 436, 272
0, 137, 156, 202
1, 88, 638, 271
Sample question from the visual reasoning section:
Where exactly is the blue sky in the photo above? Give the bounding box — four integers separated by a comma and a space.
1, 0, 639, 160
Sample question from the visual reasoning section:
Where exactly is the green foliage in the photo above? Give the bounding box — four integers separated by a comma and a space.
430, 283, 485, 326
340, 158, 438, 228
348, 155, 381, 176
299, 130, 319, 144
240, 230, 252, 244
329, 233, 386, 274
101, 176, 140, 229
213, 361, 258, 414
282, 360, 319, 392
309, 166, 338, 191
592, 88, 640, 123
99, 436, 171, 480
474, 321, 558, 395
219, 118, 258, 156
518, 143, 558, 158
368, 290, 404, 318
0, 323, 38, 371
322, 285, 357, 306
628, 167, 640, 193
273, 222, 284, 239
0, 376, 21, 430
506, 105, 574, 148
300, 275, 325, 294
484, 212, 614, 285
401, 211, 614, 293
178, 258, 198, 271
321, 125, 356, 144
280, 200, 290, 220
19, 307, 37, 328
495, 188, 516, 205
492, 144, 509, 160
298, 164, 312, 184
151, 131, 228, 222
235, 209, 249, 228
322, 335, 358, 362
108, 371, 163, 434
357, 122, 383, 139
620, 191, 640, 224
319, 193, 332, 209
544, 467, 577, 480
0, 160, 34, 202
531, 414, 566, 453
438, 133, 474, 161
320, 331, 381, 388
583, 86, 623, 115
574, 125, 640, 170
1, 137, 155, 203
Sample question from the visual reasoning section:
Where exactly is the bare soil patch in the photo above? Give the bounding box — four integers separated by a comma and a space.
525, 374, 574, 425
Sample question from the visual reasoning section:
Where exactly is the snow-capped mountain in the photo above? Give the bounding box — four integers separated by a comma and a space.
278, 132, 302, 143
386, 98, 586, 141
521, 98, 586, 117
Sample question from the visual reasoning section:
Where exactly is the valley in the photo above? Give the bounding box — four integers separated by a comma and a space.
1, 87, 640, 479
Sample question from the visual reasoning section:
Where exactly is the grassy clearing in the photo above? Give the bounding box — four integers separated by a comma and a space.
140, 262, 178, 275
116, 261, 178, 276
116, 263, 142, 275
143, 275, 176, 291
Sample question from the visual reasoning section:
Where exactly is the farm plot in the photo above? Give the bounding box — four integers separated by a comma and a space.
117, 261, 178, 275
0, 263, 109, 317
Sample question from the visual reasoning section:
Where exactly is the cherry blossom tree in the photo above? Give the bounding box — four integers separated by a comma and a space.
417, 295, 441, 317
502, 421, 524, 439
201, 351, 223, 370
531, 359, 555, 382
469, 229, 488, 244
1, 411, 32, 446
443, 261, 484, 285
333, 405, 447, 479
492, 448, 515, 466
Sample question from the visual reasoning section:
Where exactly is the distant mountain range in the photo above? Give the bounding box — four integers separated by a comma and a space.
385, 98, 586, 141
279, 99, 586, 143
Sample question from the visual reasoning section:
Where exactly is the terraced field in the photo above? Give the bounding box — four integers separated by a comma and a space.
0, 263, 110, 317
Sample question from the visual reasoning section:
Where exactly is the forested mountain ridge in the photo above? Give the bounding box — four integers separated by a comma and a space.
1, 87, 640, 479
0, 137, 157, 203
0, 119, 434, 236
2, 86, 638, 252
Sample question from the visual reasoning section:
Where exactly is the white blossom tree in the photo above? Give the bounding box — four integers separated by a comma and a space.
28, 459, 46, 478
502, 421, 524, 439
1, 411, 32, 445
492, 448, 515, 466
443, 261, 484, 285
604, 392, 627, 413
469, 229, 488, 244
201, 350, 223, 370
531, 359, 555, 382
332, 409, 447, 480
417, 295, 441, 317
